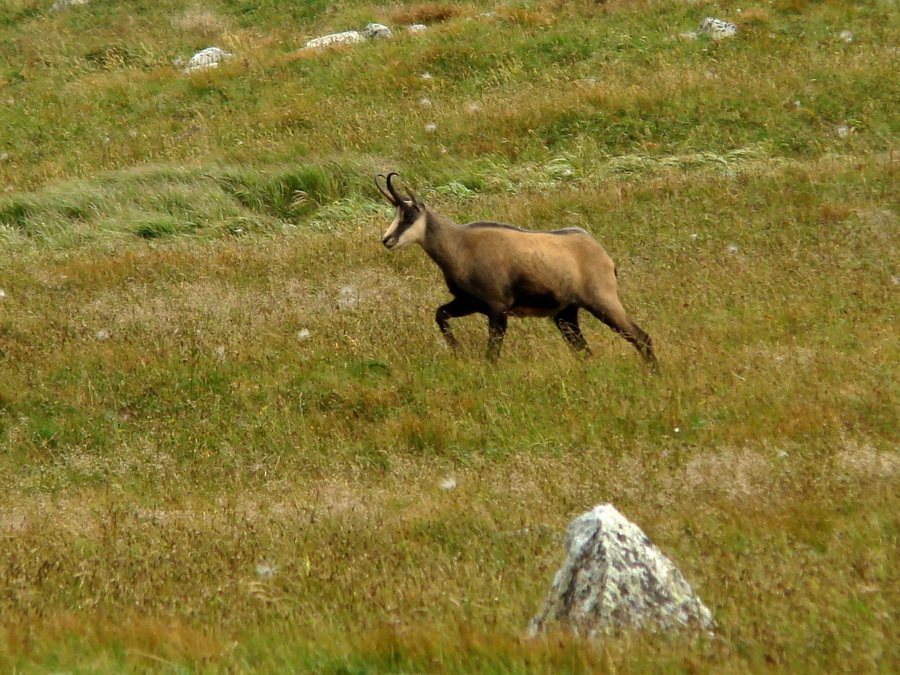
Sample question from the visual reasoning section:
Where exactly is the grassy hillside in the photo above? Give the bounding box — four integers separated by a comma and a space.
0, 0, 897, 672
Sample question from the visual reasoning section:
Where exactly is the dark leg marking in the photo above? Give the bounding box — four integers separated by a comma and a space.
435, 296, 479, 350
486, 308, 508, 361
586, 300, 658, 369
553, 305, 591, 355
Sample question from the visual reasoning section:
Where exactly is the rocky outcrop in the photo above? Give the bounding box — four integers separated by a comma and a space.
529, 504, 714, 638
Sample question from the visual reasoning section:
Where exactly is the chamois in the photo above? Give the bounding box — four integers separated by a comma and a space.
376, 173, 656, 366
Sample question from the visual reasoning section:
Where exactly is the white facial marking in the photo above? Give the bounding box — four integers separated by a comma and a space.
382, 213, 402, 244
383, 209, 426, 250
394, 212, 426, 249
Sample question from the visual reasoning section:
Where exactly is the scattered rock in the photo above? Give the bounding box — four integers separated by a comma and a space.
529, 504, 714, 638
697, 17, 737, 40
839, 30, 853, 43
439, 477, 457, 491
836, 125, 851, 138
304, 31, 364, 50
182, 47, 233, 73
50, 0, 90, 12
362, 23, 393, 40
408, 24, 428, 34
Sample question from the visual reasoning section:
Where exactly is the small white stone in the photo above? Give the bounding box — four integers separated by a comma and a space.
689, 233, 699, 240
96, 329, 111, 340
296, 329, 311, 341
408, 24, 428, 34
697, 17, 737, 40
840, 30, 853, 43
439, 477, 457, 491
425, 122, 437, 133
421, 72, 433, 80
50, 0, 90, 12
726, 244, 739, 254
183, 46, 233, 73
836, 125, 851, 138
255, 563, 278, 579
419, 97, 432, 107
362, 23, 393, 40
0, 289, 6, 299
467, 102, 481, 113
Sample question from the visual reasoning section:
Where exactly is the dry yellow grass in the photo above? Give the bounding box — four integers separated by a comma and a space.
0, 0, 897, 670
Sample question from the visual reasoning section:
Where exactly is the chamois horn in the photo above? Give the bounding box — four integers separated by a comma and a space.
375, 173, 396, 204
386, 172, 407, 204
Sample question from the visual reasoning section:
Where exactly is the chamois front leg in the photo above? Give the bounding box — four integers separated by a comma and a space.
435, 296, 478, 351
486, 308, 508, 361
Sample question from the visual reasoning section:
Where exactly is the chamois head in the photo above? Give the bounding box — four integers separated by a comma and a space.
376, 172, 425, 250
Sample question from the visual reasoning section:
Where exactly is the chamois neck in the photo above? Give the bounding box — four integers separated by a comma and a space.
421, 209, 460, 255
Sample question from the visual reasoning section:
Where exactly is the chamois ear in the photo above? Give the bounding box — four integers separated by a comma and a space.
375, 173, 397, 205
405, 185, 423, 209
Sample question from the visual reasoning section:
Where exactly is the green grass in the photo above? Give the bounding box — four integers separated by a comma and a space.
0, 0, 898, 672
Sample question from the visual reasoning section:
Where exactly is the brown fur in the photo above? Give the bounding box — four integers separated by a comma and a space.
377, 174, 656, 366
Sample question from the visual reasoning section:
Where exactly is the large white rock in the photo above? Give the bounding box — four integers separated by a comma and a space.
529, 504, 714, 638
304, 31, 364, 50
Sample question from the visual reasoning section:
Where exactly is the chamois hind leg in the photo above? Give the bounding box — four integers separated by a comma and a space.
553, 305, 591, 356
436, 296, 478, 351
485, 308, 508, 361
585, 297, 657, 368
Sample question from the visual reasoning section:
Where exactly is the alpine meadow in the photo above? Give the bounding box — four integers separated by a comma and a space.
0, 0, 897, 672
